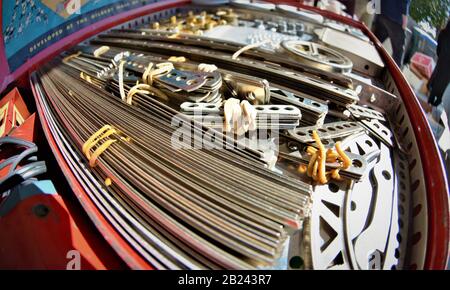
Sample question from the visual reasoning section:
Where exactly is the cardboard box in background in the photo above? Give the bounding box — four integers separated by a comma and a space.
410, 52, 435, 80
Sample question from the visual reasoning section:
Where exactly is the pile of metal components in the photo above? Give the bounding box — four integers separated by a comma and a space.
31, 2, 412, 270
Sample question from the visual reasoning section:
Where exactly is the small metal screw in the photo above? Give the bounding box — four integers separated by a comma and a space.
33, 204, 50, 218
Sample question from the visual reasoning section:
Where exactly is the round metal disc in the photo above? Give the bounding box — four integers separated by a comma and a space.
280, 40, 353, 73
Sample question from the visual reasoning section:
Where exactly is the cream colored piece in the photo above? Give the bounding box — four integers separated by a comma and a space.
240, 100, 257, 131
198, 63, 218, 73
223, 98, 242, 133
93, 46, 110, 57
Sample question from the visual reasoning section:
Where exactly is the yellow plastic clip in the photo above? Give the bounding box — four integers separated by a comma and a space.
89, 139, 117, 167
62, 51, 81, 63
82, 125, 131, 167
83, 125, 113, 156
83, 125, 129, 167
80, 72, 93, 84
168, 56, 186, 63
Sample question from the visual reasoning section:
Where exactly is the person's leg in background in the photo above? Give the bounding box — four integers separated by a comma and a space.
372, 15, 389, 43
373, 15, 406, 67
387, 20, 407, 67
355, 0, 375, 29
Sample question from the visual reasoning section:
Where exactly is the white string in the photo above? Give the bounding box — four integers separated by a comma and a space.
118, 60, 126, 101
231, 40, 272, 60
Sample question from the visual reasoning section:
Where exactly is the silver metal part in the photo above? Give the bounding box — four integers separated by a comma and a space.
181, 102, 301, 119
156, 69, 208, 92
288, 121, 364, 143
181, 102, 301, 131
360, 119, 395, 147
348, 104, 386, 122
280, 40, 353, 74
315, 28, 385, 77
310, 180, 351, 269
254, 105, 302, 117
324, 21, 370, 42
270, 88, 328, 126
181, 102, 222, 114
223, 74, 271, 105
351, 143, 394, 269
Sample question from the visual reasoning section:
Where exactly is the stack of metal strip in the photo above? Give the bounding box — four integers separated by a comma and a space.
180, 102, 302, 130
31, 58, 312, 269
28, 5, 413, 270
73, 45, 303, 132
91, 33, 359, 106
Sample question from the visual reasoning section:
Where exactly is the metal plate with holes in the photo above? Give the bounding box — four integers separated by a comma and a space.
307, 135, 401, 269
181, 102, 301, 120
270, 88, 328, 126
280, 40, 353, 73
181, 102, 221, 114
387, 93, 428, 270
254, 105, 301, 118
360, 119, 394, 147
288, 121, 363, 143
189, 115, 299, 130
386, 152, 411, 270
348, 104, 385, 122
91, 46, 223, 95
156, 69, 208, 92
346, 134, 380, 162
309, 180, 351, 269
195, 71, 223, 93
270, 89, 328, 114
